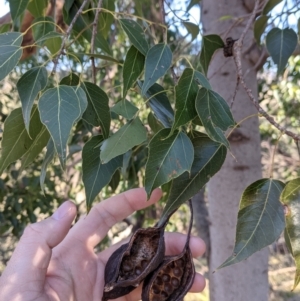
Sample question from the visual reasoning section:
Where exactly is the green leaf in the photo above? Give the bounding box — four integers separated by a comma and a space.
199, 34, 224, 75
148, 112, 163, 133
195, 88, 235, 148
266, 28, 298, 74
145, 129, 194, 197
8, 0, 30, 22
0, 36, 23, 81
100, 117, 147, 164
45, 36, 62, 55
38, 86, 88, 168
27, 0, 48, 17
138, 81, 174, 128
75, 52, 120, 63
111, 99, 138, 120
187, 0, 200, 11
35, 31, 63, 44
0, 106, 44, 174
254, 15, 269, 45
82, 135, 123, 210
218, 179, 285, 269
0, 24, 12, 34
40, 138, 55, 192
298, 18, 300, 38
182, 21, 199, 41
263, 0, 283, 14
0, 32, 23, 46
21, 126, 50, 169
172, 68, 199, 131
194, 70, 211, 89
66, 1, 111, 54
141, 44, 172, 95
123, 45, 145, 98
119, 19, 149, 55
60, 72, 80, 86
32, 16, 55, 45
81, 82, 111, 138
281, 178, 300, 290
98, 0, 115, 39
160, 133, 226, 224
17, 66, 48, 133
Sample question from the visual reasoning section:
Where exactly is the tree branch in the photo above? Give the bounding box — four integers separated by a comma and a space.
91, 0, 103, 84
52, 0, 90, 75
233, 0, 300, 141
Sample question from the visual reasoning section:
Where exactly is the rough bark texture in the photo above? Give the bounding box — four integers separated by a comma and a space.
201, 1, 269, 300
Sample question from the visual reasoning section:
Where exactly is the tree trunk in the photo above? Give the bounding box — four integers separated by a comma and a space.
201, 1, 269, 300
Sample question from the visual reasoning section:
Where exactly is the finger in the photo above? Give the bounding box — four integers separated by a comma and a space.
0, 201, 76, 296
113, 273, 206, 301
67, 188, 162, 248
98, 233, 206, 263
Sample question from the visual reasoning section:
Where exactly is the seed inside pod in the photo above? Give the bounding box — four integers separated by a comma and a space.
142, 200, 196, 301
102, 214, 174, 301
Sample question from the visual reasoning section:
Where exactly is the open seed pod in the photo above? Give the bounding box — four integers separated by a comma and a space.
142, 200, 195, 301
102, 217, 171, 301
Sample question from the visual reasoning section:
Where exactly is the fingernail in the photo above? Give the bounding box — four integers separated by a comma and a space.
52, 201, 72, 220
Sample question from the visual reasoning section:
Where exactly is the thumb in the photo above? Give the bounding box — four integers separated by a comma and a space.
1, 201, 76, 288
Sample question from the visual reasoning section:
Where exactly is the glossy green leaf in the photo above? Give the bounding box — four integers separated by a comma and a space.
254, 16, 269, 45
141, 44, 172, 95
195, 88, 235, 148
138, 81, 174, 128
119, 19, 149, 55
194, 70, 211, 89
17, 66, 48, 133
109, 170, 121, 193
0, 40, 22, 81
281, 178, 300, 290
266, 28, 298, 74
123, 45, 145, 98
0, 106, 44, 174
44, 36, 62, 55
145, 129, 194, 197
32, 16, 55, 45
8, 0, 30, 22
172, 68, 199, 131
111, 99, 138, 120
40, 138, 55, 192
219, 179, 285, 269
263, 0, 283, 14
160, 133, 226, 224
27, 0, 48, 17
21, 126, 50, 169
82, 135, 123, 210
81, 82, 110, 138
183, 22, 199, 41
100, 117, 147, 164
65, 1, 111, 54
199, 34, 224, 75
38, 86, 88, 168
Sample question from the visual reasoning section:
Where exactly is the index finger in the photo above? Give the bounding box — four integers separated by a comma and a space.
66, 188, 162, 248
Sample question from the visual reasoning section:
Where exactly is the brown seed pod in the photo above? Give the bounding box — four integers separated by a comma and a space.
102, 221, 168, 301
142, 200, 195, 301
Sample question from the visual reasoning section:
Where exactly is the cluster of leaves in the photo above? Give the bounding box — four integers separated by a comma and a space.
1, 0, 300, 289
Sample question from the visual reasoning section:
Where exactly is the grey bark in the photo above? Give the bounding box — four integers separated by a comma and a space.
201, 1, 269, 300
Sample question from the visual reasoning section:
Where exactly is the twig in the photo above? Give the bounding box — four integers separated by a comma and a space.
160, 0, 168, 43
52, 0, 90, 75
233, 0, 300, 141
91, 0, 103, 84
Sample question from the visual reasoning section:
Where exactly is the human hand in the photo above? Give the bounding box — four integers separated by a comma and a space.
0, 188, 206, 301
